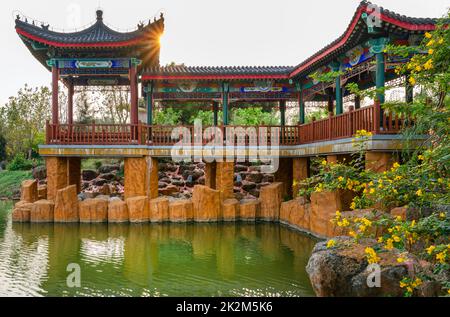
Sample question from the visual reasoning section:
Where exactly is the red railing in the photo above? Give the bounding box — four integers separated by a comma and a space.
45, 105, 408, 147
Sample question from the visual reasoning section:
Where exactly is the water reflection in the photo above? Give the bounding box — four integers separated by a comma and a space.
0, 204, 316, 297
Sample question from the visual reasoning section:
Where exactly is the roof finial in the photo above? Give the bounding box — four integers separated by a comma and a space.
96, 9, 103, 21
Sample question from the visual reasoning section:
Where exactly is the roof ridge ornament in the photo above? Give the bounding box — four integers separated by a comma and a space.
96, 10, 103, 21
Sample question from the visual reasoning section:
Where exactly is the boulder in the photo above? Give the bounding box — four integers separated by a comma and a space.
12, 201, 33, 222
126, 196, 149, 223
54, 185, 79, 223
82, 169, 98, 181
242, 181, 257, 192
169, 199, 194, 222
20, 179, 38, 203
234, 164, 248, 173
32, 166, 47, 180
38, 185, 47, 200
98, 164, 120, 174
306, 237, 424, 297
280, 197, 310, 230
92, 178, 108, 186
222, 199, 240, 221
98, 173, 116, 181
108, 200, 129, 223
99, 184, 111, 195
159, 185, 179, 196
259, 182, 283, 221
149, 197, 170, 222
246, 172, 263, 183
30, 200, 54, 223
192, 185, 221, 222
239, 199, 260, 221
79, 198, 109, 223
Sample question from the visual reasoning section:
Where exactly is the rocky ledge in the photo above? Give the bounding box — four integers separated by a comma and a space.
306, 237, 446, 297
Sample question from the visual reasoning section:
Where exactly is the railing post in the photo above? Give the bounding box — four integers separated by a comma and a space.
328, 112, 333, 140
46, 120, 50, 144
92, 121, 96, 145
138, 121, 142, 145
349, 105, 355, 136
373, 102, 380, 134
312, 117, 316, 141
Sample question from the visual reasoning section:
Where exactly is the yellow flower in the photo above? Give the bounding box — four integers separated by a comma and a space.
426, 39, 434, 47
395, 216, 403, 222
385, 238, 394, 250
349, 231, 357, 238
428, 49, 434, 55
436, 251, 446, 264
400, 281, 407, 288
409, 77, 416, 86
447, 289, 450, 295
338, 176, 344, 182
426, 245, 435, 255
335, 210, 341, 217
415, 65, 422, 72
326, 239, 336, 248
407, 286, 413, 293
392, 162, 400, 169
350, 202, 356, 210
416, 189, 423, 197
378, 236, 384, 243
393, 235, 401, 243
342, 218, 350, 227
397, 257, 405, 263
438, 38, 444, 44
425, 32, 432, 38
440, 212, 446, 219
423, 59, 433, 70
437, 178, 444, 184
418, 155, 425, 161
369, 188, 375, 194
365, 247, 380, 264
395, 175, 403, 181
321, 160, 327, 166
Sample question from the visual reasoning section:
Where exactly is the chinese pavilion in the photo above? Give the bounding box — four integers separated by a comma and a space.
14, 1, 438, 212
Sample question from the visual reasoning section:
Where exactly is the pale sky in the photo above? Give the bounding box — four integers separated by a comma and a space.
1, 0, 448, 104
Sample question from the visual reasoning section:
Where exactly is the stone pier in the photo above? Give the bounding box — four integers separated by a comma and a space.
292, 157, 310, 198
204, 161, 234, 200
46, 156, 81, 201
274, 158, 293, 199
124, 156, 158, 200
365, 152, 394, 173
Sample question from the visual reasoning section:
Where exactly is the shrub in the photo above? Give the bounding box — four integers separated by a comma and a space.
6, 153, 34, 171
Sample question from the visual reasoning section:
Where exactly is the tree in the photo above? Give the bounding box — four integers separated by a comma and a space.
0, 85, 51, 159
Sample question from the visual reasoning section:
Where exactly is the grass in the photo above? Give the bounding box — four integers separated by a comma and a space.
81, 158, 120, 170
0, 170, 33, 199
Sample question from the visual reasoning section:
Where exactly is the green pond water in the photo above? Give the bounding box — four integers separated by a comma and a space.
0, 201, 316, 297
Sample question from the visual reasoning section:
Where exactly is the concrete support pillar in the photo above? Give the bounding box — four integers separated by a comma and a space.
365, 152, 393, 173
216, 161, 234, 200
274, 157, 293, 199
204, 161, 234, 199
292, 157, 310, 197
204, 162, 217, 189
67, 157, 81, 193
46, 157, 68, 201
124, 156, 158, 200
326, 154, 352, 164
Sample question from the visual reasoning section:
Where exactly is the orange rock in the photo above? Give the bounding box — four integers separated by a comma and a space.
12, 201, 33, 222
149, 197, 170, 222
54, 185, 79, 223
215, 162, 234, 199
108, 200, 129, 223
99, 184, 111, 195
46, 157, 68, 201
169, 199, 194, 222
79, 198, 109, 223
20, 179, 38, 203
38, 185, 47, 200
365, 152, 393, 173
30, 200, 54, 223
390, 206, 408, 220
239, 199, 260, 221
222, 199, 240, 221
310, 190, 355, 237
280, 198, 311, 232
259, 182, 283, 221
192, 185, 221, 222
124, 157, 158, 200
126, 196, 149, 223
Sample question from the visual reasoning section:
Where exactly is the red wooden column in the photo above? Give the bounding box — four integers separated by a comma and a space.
129, 65, 138, 125
67, 82, 74, 125
52, 64, 59, 125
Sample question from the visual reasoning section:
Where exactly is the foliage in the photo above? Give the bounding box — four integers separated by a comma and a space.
299, 11, 450, 296
0, 133, 6, 162
153, 107, 182, 125
0, 170, 32, 198
305, 108, 329, 123
231, 107, 278, 126
6, 153, 34, 171
0, 85, 51, 159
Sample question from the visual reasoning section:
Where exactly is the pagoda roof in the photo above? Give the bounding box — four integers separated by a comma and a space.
289, 1, 438, 78
15, 10, 164, 48
142, 65, 294, 81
